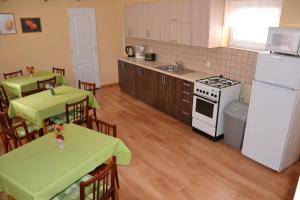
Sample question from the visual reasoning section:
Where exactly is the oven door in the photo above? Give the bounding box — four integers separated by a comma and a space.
192, 95, 218, 127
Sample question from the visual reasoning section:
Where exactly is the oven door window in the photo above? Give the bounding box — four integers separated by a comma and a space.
196, 98, 215, 118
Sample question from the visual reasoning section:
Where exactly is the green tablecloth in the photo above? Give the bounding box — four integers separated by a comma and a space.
1, 71, 66, 98
0, 123, 131, 200
8, 86, 99, 128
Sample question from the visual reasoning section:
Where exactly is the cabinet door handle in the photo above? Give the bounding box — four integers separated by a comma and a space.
183, 83, 191, 87
122, 64, 125, 70
181, 111, 189, 116
161, 76, 164, 84
164, 76, 166, 84
182, 91, 190, 95
182, 99, 189, 103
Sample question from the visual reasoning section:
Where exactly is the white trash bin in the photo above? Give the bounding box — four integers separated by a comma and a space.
224, 101, 249, 150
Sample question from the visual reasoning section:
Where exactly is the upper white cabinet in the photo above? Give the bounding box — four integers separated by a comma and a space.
192, 0, 225, 48
123, 0, 224, 48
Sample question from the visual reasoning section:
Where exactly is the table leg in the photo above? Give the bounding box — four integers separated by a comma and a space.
115, 181, 119, 200
42, 120, 48, 134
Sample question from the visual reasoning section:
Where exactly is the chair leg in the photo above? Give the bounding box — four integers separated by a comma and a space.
93, 108, 97, 120
115, 166, 120, 189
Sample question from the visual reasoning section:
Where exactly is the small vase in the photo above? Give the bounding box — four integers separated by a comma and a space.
50, 88, 56, 96
56, 139, 64, 148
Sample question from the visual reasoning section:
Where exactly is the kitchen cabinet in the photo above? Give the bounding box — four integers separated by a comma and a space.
153, 72, 178, 117
134, 66, 154, 105
124, 0, 224, 48
177, 79, 194, 124
118, 61, 135, 96
191, 0, 225, 48
118, 60, 194, 125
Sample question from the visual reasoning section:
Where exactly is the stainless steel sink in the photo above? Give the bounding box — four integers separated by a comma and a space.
156, 65, 194, 75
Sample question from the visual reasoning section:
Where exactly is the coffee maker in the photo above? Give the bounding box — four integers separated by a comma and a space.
135, 45, 146, 59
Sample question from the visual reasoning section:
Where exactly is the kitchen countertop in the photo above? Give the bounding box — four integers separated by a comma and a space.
118, 57, 210, 82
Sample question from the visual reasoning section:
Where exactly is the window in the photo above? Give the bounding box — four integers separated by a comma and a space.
224, 0, 282, 50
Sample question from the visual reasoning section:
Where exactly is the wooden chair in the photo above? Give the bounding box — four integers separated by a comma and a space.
0, 112, 34, 153
79, 80, 98, 119
52, 67, 65, 76
87, 117, 119, 189
21, 88, 43, 97
37, 76, 56, 90
3, 70, 23, 79
87, 118, 117, 138
50, 96, 89, 126
52, 156, 116, 200
0, 85, 9, 112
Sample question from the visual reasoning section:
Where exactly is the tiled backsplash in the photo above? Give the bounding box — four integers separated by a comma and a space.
126, 37, 257, 85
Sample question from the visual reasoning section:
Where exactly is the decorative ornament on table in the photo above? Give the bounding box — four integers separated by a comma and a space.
46, 83, 56, 96
26, 66, 34, 78
53, 124, 65, 148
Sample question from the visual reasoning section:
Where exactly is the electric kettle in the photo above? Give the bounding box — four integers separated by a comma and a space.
125, 46, 135, 57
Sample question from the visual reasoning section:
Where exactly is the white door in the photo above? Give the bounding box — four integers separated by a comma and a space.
68, 8, 100, 87
242, 81, 297, 171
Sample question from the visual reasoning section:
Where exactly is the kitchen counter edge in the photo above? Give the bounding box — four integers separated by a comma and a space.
118, 57, 209, 83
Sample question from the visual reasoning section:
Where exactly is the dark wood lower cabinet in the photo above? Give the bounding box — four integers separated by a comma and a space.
118, 60, 194, 125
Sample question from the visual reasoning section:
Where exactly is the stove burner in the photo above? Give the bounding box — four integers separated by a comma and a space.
196, 75, 240, 89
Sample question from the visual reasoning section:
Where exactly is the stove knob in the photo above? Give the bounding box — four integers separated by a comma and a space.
211, 94, 214, 96
214, 95, 217, 98
206, 92, 209, 95
196, 89, 199, 92
199, 89, 202, 92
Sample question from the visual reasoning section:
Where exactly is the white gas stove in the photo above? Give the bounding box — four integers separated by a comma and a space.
192, 75, 241, 141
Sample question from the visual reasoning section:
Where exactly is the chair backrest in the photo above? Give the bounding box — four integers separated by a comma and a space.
65, 96, 89, 125
52, 67, 65, 76
87, 118, 117, 138
0, 85, 9, 106
21, 88, 43, 97
80, 156, 116, 200
3, 70, 23, 80
37, 76, 56, 90
78, 80, 96, 96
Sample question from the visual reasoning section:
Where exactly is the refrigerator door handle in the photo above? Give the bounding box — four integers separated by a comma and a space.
255, 80, 297, 91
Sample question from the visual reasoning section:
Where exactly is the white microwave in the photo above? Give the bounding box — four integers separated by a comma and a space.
266, 27, 300, 56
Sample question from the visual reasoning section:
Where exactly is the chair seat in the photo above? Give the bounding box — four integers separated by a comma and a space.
51, 174, 96, 200
49, 111, 75, 125
16, 122, 38, 138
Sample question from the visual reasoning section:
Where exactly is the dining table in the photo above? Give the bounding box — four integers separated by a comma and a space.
0, 123, 131, 200
8, 85, 99, 132
0, 71, 65, 98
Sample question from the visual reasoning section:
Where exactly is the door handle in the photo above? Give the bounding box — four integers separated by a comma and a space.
181, 111, 189, 116
182, 99, 189, 103
161, 75, 164, 84
182, 91, 190, 95
183, 83, 191, 87
163, 76, 166, 84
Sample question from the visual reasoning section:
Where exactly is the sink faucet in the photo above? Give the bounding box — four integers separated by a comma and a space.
175, 60, 184, 71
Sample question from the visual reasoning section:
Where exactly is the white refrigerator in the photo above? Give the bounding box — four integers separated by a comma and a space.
242, 53, 300, 172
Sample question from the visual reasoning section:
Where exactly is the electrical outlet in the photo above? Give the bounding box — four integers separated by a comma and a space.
205, 60, 211, 68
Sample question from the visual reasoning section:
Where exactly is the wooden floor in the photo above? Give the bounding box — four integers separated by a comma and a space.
1, 85, 300, 200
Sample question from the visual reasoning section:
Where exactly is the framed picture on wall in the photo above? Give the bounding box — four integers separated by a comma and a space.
20, 18, 42, 33
0, 13, 17, 35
